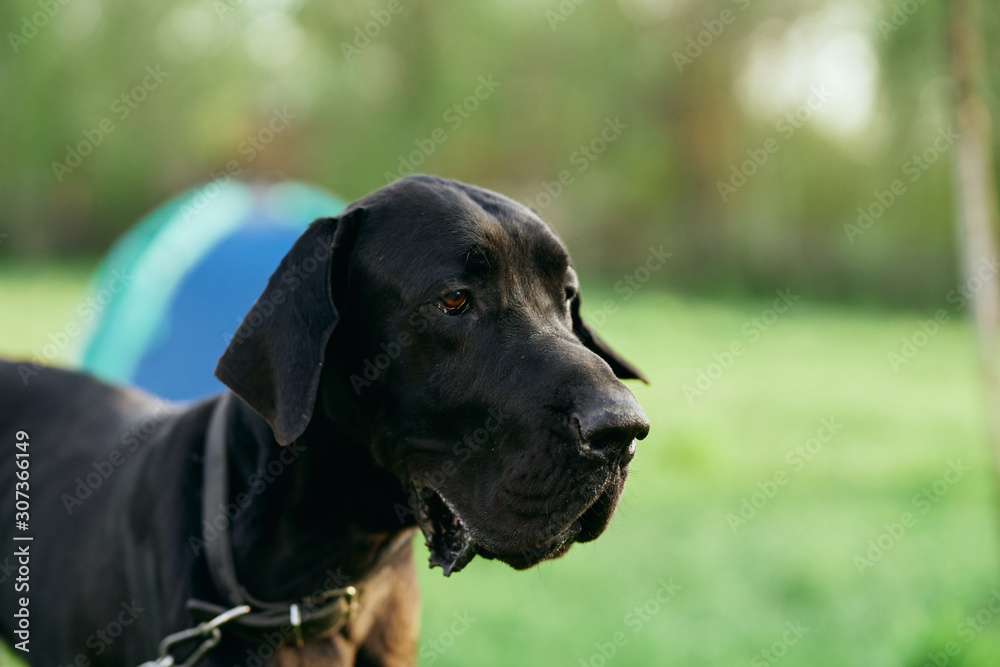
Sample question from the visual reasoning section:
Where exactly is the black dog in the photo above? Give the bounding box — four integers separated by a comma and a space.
0, 175, 649, 666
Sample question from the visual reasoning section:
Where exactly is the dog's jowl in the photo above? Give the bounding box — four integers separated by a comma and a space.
0, 175, 649, 666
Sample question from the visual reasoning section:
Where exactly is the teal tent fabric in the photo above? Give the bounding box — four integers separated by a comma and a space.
78, 181, 345, 401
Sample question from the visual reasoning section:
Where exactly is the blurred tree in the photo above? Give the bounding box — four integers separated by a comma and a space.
1, 0, 998, 306
949, 0, 1000, 492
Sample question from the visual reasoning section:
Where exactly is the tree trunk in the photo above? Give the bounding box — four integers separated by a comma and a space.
948, 0, 1000, 483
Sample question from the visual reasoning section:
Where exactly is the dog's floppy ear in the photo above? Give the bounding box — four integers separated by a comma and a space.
571, 293, 649, 383
215, 209, 362, 445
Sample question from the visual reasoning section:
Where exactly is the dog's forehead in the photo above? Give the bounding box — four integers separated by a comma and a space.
454, 208, 567, 274
353, 176, 570, 295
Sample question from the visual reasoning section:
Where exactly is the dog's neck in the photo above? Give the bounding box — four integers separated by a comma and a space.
217, 394, 414, 604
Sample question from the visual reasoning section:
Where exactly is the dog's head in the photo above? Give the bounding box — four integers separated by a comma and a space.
216, 175, 649, 575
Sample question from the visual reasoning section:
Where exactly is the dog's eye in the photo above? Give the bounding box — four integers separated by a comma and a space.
436, 290, 471, 315
565, 286, 578, 303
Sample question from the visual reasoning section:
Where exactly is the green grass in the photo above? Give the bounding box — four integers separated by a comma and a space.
2, 266, 1000, 666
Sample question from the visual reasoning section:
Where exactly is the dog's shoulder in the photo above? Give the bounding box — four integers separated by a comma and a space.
1, 357, 160, 410
0, 358, 183, 455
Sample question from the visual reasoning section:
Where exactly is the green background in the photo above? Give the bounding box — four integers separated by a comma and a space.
3, 0, 1000, 664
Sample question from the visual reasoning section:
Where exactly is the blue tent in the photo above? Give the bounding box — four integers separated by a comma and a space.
78, 180, 345, 401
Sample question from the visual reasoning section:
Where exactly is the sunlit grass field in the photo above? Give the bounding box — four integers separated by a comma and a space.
2, 263, 1000, 666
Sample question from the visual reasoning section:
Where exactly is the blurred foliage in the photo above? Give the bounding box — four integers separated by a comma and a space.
1, 0, 999, 306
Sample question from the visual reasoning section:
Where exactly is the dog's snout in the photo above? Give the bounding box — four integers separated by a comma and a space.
572, 388, 650, 462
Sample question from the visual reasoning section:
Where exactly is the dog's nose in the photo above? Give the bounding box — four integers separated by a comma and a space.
572, 387, 650, 462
